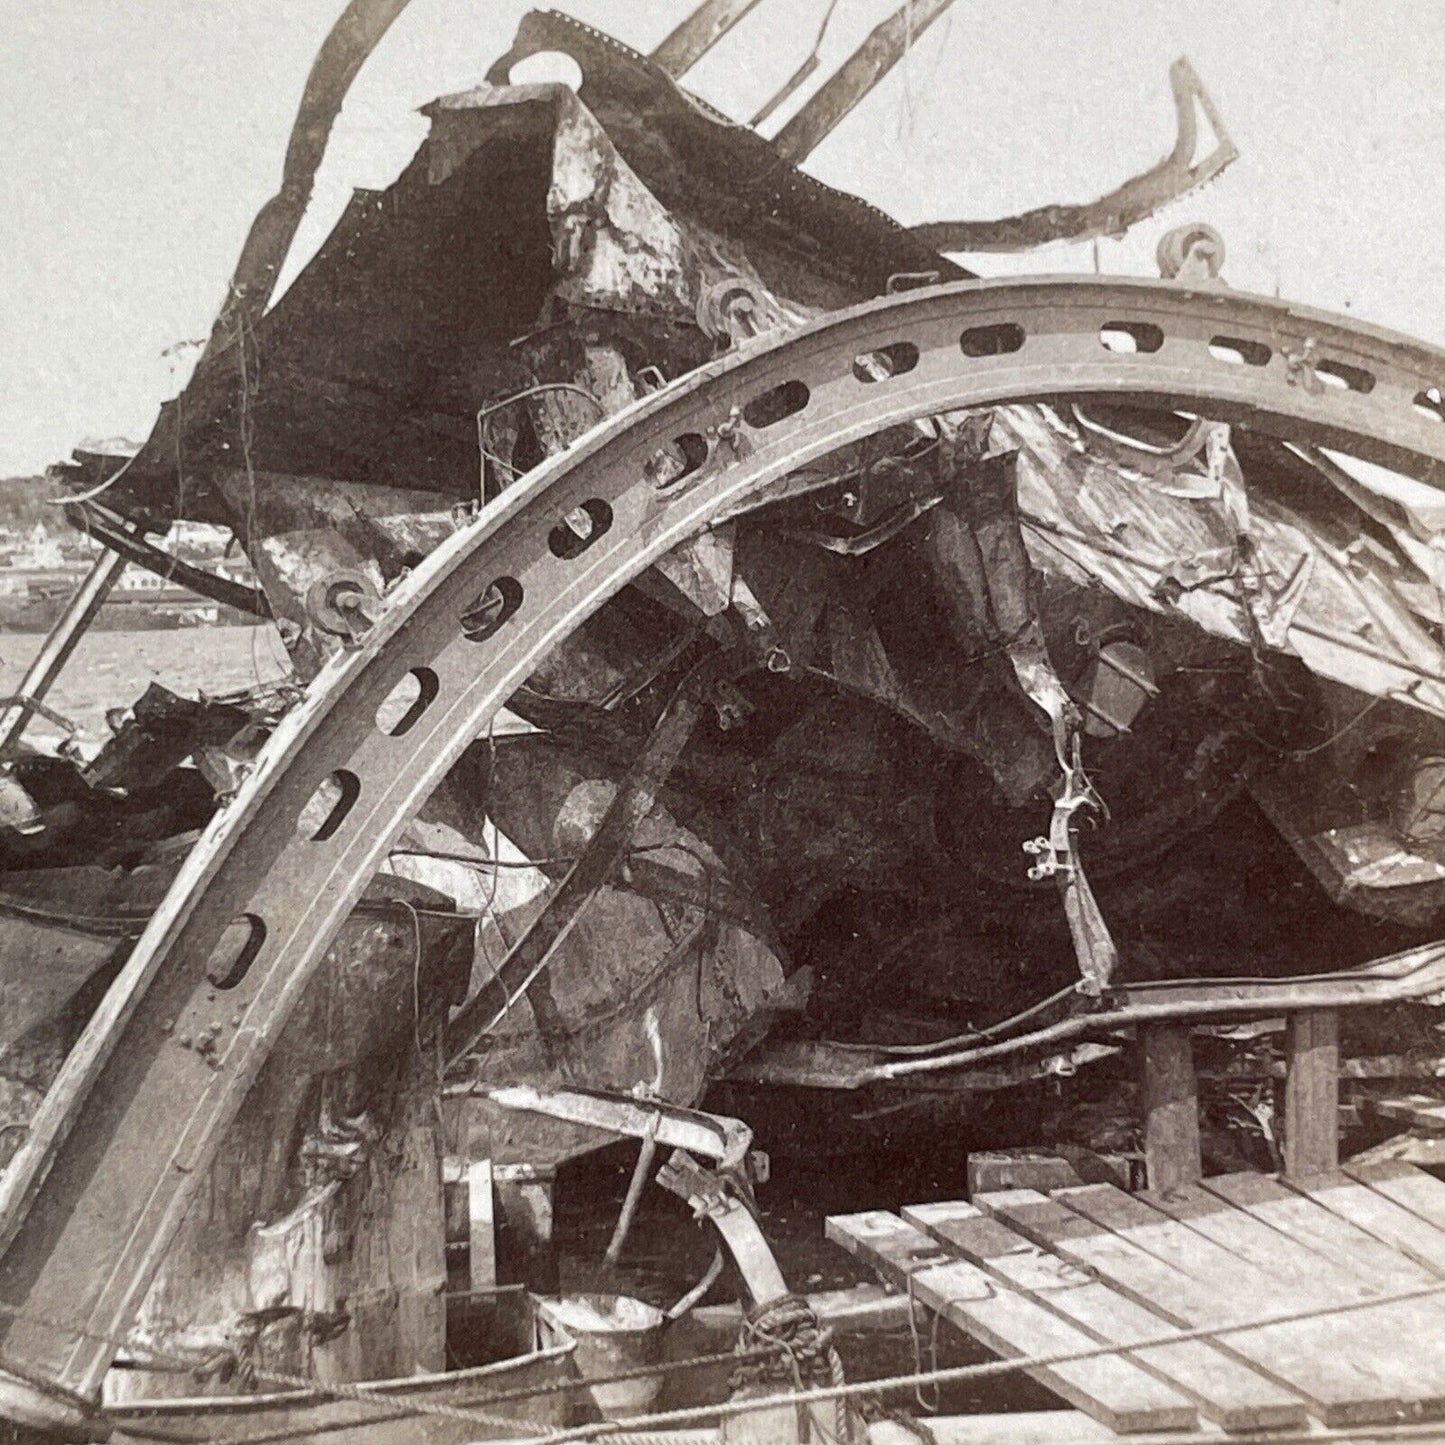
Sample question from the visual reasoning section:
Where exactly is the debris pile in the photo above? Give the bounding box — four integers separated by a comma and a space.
5, 5, 1445, 1441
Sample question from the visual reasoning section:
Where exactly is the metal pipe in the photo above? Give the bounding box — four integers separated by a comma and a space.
0, 548, 128, 756
604, 1113, 661, 1265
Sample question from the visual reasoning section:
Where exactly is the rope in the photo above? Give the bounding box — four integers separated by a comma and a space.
13, 1275, 1445, 1442
732, 1294, 854, 1445
0, 1296, 557, 1439
0, 1288, 793, 1443
502, 1277, 1445, 1444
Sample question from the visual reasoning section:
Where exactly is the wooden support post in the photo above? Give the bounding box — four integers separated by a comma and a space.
467, 1158, 496, 1292
1138, 1023, 1202, 1194
493, 1163, 558, 1294
1284, 1008, 1339, 1178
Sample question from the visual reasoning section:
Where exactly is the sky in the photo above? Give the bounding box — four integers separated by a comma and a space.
2, 0, 1442, 477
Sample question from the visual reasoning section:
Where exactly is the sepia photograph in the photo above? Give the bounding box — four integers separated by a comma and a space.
3, 3, 1445, 1441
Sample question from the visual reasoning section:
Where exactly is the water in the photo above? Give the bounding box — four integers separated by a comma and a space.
0, 623, 293, 752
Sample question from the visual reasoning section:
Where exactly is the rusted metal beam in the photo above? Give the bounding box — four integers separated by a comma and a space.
0, 549, 128, 759
912, 58, 1238, 254
6, 276, 1445, 1433
466, 1084, 753, 1171
66, 502, 272, 620
445, 664, 715, 1065
771, 0, 956, 165
650, 0, 767, 77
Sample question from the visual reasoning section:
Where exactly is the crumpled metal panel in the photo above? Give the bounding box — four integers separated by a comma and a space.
998, 406, 1445, 718
427, 81, 817, 330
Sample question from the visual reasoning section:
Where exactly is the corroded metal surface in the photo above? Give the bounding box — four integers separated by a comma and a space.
4, 275, 1445, 1422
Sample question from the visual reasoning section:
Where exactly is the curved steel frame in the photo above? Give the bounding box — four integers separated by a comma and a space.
4, 275, 1445, 1424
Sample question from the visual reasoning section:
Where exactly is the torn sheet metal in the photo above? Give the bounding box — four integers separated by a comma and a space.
426, 82, 816, 331
912, 56, 1238, 253
995, 405, 1445, 718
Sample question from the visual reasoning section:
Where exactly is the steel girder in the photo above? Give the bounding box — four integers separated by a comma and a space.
3, 275, 1445, 1432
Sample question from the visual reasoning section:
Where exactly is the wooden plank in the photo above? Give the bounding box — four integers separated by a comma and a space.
1347, 1159, 1445, 1233
1051, 1180, 1445, 1422
904, 1199, 1306, 1430
467, 1157, 495, 1292
1286, 1170, 1445, 1278
1283, 1009, 1339, 1177
1202, 1171, 1434, 1294
967, 1149, 1130, 1195
1054, 1183, 1324, 1307
828, 1212, 1197, 1433
1199, 1171, 1445, 1414
825, 1210, 953, 1287
1373, 1093, 1445, 1131
907, 1257, 1198, 1434
1137, 1023, 1202, 1194
870, 1411, 1115, 1445
977, 1187, 1423, 1423
975, 1190, 1226, 1327
1143, 1180, 1371, 1305
1349, 1129, 1445, 1168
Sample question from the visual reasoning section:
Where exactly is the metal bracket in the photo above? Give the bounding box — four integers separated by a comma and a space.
467, 1083, 754, 1172
7, 276, 1445, 1420
304, 569, 381, 645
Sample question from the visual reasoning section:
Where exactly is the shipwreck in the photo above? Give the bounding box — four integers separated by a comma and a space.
6, 3, 1445, 1442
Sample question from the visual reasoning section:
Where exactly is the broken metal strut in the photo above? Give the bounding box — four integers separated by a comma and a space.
4, 275, 1445, 1435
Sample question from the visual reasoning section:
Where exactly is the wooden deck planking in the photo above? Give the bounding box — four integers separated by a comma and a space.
824, 1209, 954, 1288
1285, 1170, 1445, 1277
828, 1212, 1198, 1434
972, 1190, 1222, 1327
1142, 1180, 1372, 1305
1052, 1183, 1329, 1306
902, 1200, 1306, 1431
976, 1187, 1430, 1423
1196, 1172, 1445, 1411
869, 1411, 1117, 1445
906, 1257, 1198, 1433
832, 1170, 1445, 1435
1202, 1171, 1436, 1294
1347, 1159, 1445, 1234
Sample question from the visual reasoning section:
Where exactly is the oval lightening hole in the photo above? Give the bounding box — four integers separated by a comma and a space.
646, 432, 708, 491
207, 914, 266, 990
1100, 321, 1164, 354
1316, 359, 1375, 394
548, 498, 613, 560
1415, 388, 1445, 423
743, 379, 810, 428
1209, 335, 1271, 366
853, 342, 920, 383
461, 576, 523, 642
960, 323, 1024, 358
376, 667, 439, 737
300, 769, 360, 842
507, 50, 583, 89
